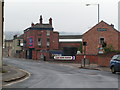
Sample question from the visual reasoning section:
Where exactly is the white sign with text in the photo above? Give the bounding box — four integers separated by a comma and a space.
54, 56, 75, 60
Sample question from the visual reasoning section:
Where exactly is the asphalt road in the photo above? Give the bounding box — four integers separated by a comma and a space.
3, 58, 120, 88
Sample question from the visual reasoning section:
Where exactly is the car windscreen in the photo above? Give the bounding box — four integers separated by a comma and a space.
117, 56, 120, 60
112, 55, 118, 60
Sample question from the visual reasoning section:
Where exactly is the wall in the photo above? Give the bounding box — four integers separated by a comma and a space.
59, 42, 81, 50
83, 21, 119, 55
76, 55, 98, 64
50, 32, 59, 50
76, 53, 120, 67
98, 52, 120, 67
24, 30, 59, 50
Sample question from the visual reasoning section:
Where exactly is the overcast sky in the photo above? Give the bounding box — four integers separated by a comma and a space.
4, 0, 120, 35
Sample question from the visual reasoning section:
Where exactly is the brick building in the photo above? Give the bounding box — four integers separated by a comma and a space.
83, 20, 120, 55
12, 34, 24, 57
23, 15, 59, 60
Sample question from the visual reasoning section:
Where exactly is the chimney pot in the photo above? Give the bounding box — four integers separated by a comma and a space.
40, 15, 43, 24
49, 17, 52, 25
110, 24, 114, 28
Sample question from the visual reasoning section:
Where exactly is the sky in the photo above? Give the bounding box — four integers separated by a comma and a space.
4, 0, 120, 35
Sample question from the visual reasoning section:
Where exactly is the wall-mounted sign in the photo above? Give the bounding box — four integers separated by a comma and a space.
28, 36, 34, 48
54, 56, 75, 60
97, 28, 107, 31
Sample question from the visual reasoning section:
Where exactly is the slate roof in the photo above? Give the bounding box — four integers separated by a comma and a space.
32, 23, 53, 28
24, 23, 54, 32
59, 35, 82, 39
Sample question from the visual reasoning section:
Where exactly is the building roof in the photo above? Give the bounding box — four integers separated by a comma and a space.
17, 34, 24, 39
59, 35, 82, 39
83, 20, 120, 36
24, 23, 54, 32
5, 40, 13, 42
33, 23, 53, 28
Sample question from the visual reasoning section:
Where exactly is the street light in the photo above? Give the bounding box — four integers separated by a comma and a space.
86, 4, 100, 23
86, 4, 101, 54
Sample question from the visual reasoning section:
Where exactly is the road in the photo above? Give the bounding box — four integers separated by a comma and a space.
3, 58, 120, 88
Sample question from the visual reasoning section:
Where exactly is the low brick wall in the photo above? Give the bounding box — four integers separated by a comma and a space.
19, 51, 120, 67
76, 54, 98, 64
97, 52, 119, 67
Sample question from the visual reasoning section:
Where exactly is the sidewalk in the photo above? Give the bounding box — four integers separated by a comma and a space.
2, 64, 28, 86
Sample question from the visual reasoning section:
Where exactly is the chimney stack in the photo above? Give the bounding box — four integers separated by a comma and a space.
40, 15, 43, 24
49, 17, 52, 25
110, 24, 114, 28
31, 22, 34, 26
13, 35, 17, 39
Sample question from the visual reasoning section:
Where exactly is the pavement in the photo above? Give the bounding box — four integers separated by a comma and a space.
2, 64, 29, 86
2, 58, 111, 86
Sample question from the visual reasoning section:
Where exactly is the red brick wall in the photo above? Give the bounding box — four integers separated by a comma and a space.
97, 53, 116, 67
24, 30, 59, 50
76, 55, 98, 64
32, 50, 37, 60
83, 21, 119, 55
50, 32, 59, 50
98, 56, 111, 67
59, 42, 81, 49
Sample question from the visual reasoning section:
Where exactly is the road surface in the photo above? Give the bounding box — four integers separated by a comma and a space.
3, 58, 120, 88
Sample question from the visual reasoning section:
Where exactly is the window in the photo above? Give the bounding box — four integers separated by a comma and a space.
16, 50, 21, 54
100, 37, 104, 44
46, 30, 50, 36
47, 38, 50, 48
117, 56, 120, 60
112, 55, 120, 60
17, 40, 20, 46
38, 38, 42, 48
38, 34, 42, 36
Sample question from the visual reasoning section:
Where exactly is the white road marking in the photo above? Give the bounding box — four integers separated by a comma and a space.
2, 69, 31, 86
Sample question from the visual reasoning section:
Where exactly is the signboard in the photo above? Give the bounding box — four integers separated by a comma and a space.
28, 36, 34, 48
97, 28, 107, 31
54, 56, 75, 60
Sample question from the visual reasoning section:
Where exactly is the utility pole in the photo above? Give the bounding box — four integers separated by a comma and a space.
83, 42, 87, 67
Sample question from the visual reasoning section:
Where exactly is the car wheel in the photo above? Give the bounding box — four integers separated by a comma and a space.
111, 66, 116, 74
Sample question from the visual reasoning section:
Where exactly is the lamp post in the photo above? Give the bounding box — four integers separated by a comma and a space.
86, 4, 100, 54
86, 4, 100, 23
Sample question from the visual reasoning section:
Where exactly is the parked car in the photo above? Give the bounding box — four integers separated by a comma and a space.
110, 55, 120, 74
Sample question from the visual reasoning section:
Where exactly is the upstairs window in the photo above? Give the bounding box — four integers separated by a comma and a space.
47, 38, 50, 48
17, 40, 20, 46
46, 31, 50, 36
38, 38, 42, 48
100, 37, 104, 44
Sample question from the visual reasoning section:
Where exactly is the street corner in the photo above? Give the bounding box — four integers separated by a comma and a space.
2, 64, 31, 86
78, 65, 111, 72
